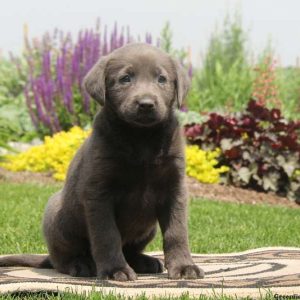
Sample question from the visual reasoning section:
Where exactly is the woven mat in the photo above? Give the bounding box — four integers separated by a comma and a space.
1, 247, 300, 298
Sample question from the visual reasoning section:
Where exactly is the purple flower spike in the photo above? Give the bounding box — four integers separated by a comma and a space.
20, 20, 159, 134
103, 25, 108, 55
24, 85, 39, 128
188, 63, 193, 78
145, 32, 152, 44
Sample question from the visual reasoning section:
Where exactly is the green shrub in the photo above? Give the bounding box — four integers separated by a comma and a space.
0, 58, 36, 147
0, 58, 25, 106
188, 14, 253, 112
277, 66, 300, 120
185, 99, 300, 203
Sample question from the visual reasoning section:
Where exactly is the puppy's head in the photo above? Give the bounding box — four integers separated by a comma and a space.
83, 43, 190, 127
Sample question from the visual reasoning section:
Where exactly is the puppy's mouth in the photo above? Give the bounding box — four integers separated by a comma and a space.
121, 99, 163, 127
133, 112, 159, 127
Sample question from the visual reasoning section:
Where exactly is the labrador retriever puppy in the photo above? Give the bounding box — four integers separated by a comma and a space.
0, 43, 204, 281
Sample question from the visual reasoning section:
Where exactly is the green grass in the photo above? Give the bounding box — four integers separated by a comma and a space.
1, 182, 299, 255
0, 183, 59, 254
148, 196, 300, 253
0, 290, 276, 300
0, 182, 299, 299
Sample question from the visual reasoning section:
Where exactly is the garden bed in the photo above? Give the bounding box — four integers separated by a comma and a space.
187, 177, 299, 208
0, 167, 58, 186
1, 167, 298, 209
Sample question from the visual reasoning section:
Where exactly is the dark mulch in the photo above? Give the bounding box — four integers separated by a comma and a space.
0, 167, 59, 186
187, 176, 299, 208
0, 167, 298, 208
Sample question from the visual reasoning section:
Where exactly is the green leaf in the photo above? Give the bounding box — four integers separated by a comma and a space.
276, 154, 299, 177
215, 60, 223, 78
220, 138, 243, 151
237, 167, 252, 184
262, 172, 280, 192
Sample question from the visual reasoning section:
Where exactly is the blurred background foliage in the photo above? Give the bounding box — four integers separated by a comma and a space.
1, 13, 300, 201
0, 13, 299, 145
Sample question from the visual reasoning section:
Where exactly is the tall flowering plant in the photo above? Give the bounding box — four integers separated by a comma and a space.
22, 21, 155, 135
252, 55, 281, 109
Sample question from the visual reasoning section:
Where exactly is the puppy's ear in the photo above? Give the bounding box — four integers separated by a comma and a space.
172, 59, 191, 108
83, 56, 108, 106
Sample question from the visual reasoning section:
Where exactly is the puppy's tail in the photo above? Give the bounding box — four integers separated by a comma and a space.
0, 254, 52, 268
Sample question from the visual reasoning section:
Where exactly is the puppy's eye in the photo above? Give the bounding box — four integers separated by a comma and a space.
158, 75, 167, 84
119, 75, 131, 84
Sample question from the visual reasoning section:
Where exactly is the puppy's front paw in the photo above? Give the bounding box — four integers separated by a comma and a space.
126, 253, 164, 274
168, 264, 204, 279
98, 265, 137, 281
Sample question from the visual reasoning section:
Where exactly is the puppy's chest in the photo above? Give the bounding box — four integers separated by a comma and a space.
113, 168, 170, 208
115, 173, 161, 214
114, 185, 158, 239
110, 159, 178, 223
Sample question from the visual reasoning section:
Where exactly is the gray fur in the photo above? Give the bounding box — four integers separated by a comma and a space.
0, 43, 204, 281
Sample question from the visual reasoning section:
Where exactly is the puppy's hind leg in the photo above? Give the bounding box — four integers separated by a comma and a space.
43, 191, 96, 277
123, 228, 164, 274
49, 246, 96, 277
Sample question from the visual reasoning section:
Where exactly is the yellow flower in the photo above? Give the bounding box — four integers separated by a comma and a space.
242, 132, 249, 140
293, 169, 300, 178
1, 128, 230, 184
186, 145, 229, 184
1, 126, 91, 181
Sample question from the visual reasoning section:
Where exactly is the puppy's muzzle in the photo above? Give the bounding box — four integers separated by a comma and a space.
137, 98, 155, 113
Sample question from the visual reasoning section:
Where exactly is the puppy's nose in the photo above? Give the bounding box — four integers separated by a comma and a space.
138, 98, 155, 111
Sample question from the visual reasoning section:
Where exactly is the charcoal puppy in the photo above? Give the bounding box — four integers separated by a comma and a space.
0, 43, 204, 281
